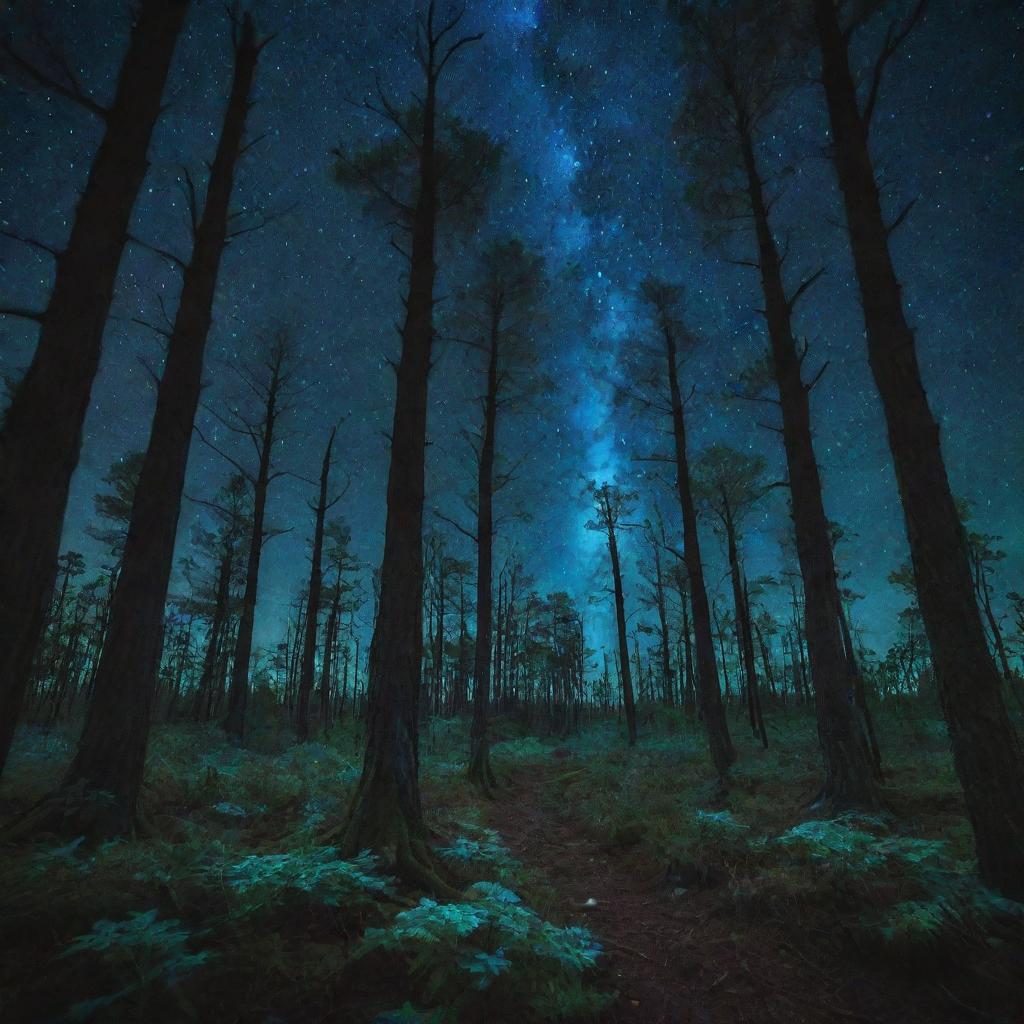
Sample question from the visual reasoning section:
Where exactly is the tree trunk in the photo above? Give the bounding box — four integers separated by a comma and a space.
814, 0, 1024, 894
320, 572, 342, 732
664, 327, 734, 774
839, 596, 883, 778
0, 0, 189, 778
738, 127, 877, 810
723, 503, 765, 747
653, 541, 674, 706
194, 548, 233, 721
468, 310, 500, 791
297, 429, 336, 742
608, 527, 637, 746
55, 15, 257, 833
974, 555, 1014, 682
338, 56, 450, 891
223, 345, 284, 742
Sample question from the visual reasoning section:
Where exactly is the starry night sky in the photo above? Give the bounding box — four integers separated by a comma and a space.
1, 0, 1022, 671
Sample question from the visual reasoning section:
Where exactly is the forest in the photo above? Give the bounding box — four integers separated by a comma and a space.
0, 0, 1022, 1021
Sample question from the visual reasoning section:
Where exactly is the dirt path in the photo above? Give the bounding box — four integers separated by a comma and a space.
483, 760, 973, 1024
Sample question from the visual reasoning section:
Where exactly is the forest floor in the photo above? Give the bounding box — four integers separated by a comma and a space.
1, 702, 1023, 1023
487, 756, 1002, 1024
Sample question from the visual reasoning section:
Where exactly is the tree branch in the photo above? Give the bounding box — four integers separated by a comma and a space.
786, 266, 826, 313
0, 227, 60, 259
863, 0, 928, 129
0, 38, 108, 119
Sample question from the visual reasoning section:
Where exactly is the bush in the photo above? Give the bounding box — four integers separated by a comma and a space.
359, 881, 607, 1019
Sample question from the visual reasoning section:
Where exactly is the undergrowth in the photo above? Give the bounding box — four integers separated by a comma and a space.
0, 718, 605, 1023
2, 703, 1022, 1021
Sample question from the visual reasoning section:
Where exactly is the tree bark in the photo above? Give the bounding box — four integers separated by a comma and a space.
608, 525, 637, 746
338, 20, 468, 893
652, 539, 674, 706
223, 340, 286, 742
54, 14, 257, 833
297, 428, 336, 742
0, 0, 189, 778
320, 570, 343, 731
723, 502, 766, 747
664, 325, 735, 774
193, 546, 234, 721
738, 127, 877, 809
468, 309, 500, 791
814, 0, 1024, 894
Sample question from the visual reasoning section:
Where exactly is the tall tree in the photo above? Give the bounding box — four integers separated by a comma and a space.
676, 0, 877, 807
634, 279, 735, 775
48, 10, 266, 834
85, 452, 146, 577
330, 2, 496, 887
586, 482, 638, 746
813, 0, 1024, 894
191, 474, 250, 722
318, 519, 360, 731
443, 238, 546, 792
218, 332, 296, 742
0, 0, 190, 777
296, 426, 340, 742
638, 510, 675, 707
694, 444, 771, 746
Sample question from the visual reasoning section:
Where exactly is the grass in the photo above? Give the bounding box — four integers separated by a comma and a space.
0, 698, 1022, 1022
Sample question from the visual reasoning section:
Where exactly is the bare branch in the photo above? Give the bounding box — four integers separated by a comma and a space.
435, 32, 484, 78
886, 196, 917, 236
0, 306, 44, 322
131, 316, 172, 340
786, 266, 826, 313
127, 233, 187, 271
194, 423, 255, 483
863, 1, 928, 128
0, 38, 108, 119
433, 508, 478, 545
804, 361, 830, 393
0, 227, 60, 259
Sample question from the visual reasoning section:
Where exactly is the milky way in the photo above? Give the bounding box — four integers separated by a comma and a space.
1, 0, 1021, 672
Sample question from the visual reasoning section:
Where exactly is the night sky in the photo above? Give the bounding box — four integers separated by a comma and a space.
1, 0, 1022, 671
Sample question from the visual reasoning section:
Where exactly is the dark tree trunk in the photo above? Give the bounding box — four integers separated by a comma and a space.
320, 572, 343, 732
713, 603, 732, 705
0, 0, 189, 777
55, 15, 258, 833
652, 540, 674, 706
974, 553, 1014, 683
681, 597, 696, 711
468, 310, 500, 791
193, 548, 234, 721
738, 127, 877, 809
755, 620, 777, 701
339, 21, 468, 892
839, 596, 883, 778
223, 343, 286, 742
434, 567, 446, 717
297, 428, 336, 742
814, 0, 1024, 895
608, 527, 637, 746
664, 325, 734, 774
723, 502, 766, 747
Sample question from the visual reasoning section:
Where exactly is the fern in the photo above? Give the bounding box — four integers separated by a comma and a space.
359, 884, 604, 1013
695, 809, 749, 839
226, 847, 393, 912
775, 816, 948, 876
437, 828, 519, 869
59, 910, 213, 1021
